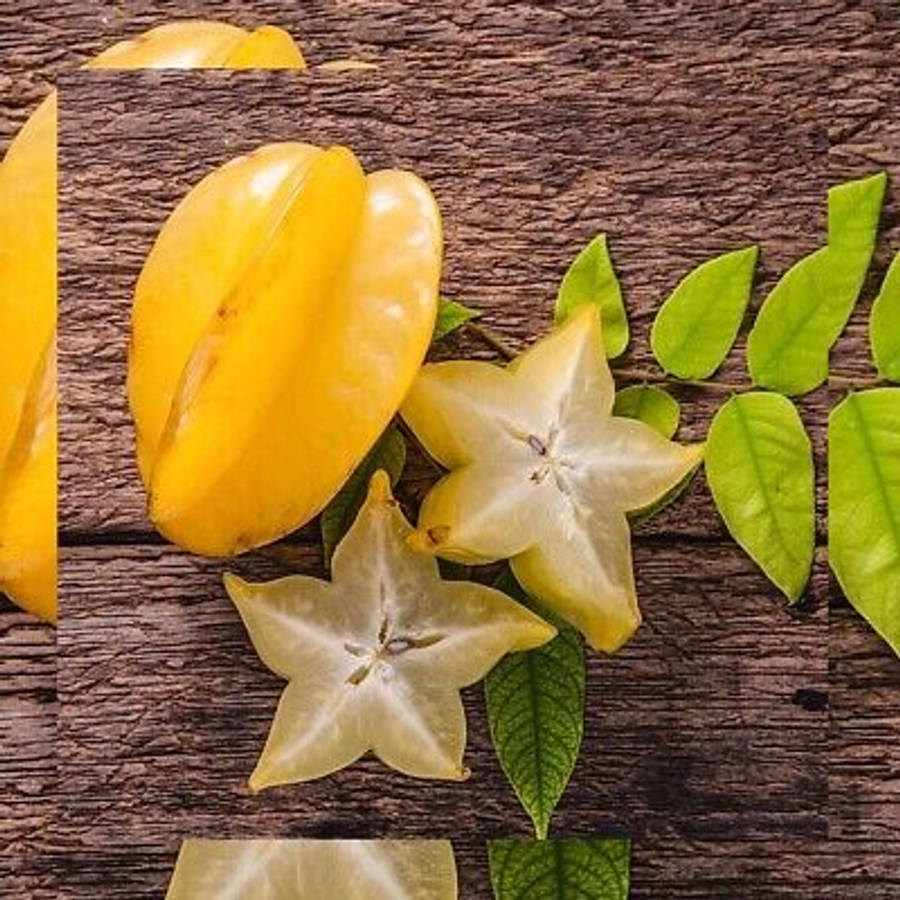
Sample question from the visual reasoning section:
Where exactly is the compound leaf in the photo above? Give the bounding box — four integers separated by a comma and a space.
705, 392, 814, 601
485, 569, 585, 840
433, 297, 480, 341
488, 838, 630, 900
870, 251, 900, 381
829, 389, 900, 656
556, 234, 628, 358
651, 246, 757, 379
613, 384, 680, 439
747, 172, 886, 395
828, 170, 889, 250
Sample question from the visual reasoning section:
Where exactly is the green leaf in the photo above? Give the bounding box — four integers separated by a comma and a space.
613, 384, 680, 439
870, 251, 900, 381
433, 297, 480, 341
828, 170, 888, 250
555, 234, 628, 358
485, 569, 585, 840
705, 392, 814, 601
650, 246, 757, 379
320, 426, 406, 563
488, 838, 630, 900
629, 465, 698, 526
829, 389, 900, 656
747, 172, 886, 396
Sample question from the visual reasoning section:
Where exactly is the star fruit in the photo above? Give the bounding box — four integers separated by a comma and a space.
166, 839, 458, 900
224, 471, 554, 790
401, 305, 704, 653
0, 21, 304, 621
129, 143, 441, 556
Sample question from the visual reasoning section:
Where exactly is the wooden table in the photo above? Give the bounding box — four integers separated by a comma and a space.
4, 3, 900, 897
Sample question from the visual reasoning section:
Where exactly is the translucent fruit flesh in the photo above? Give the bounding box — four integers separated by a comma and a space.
166, 839, 458, 900
224, 471, 554, 788
0, 21, 305, 619
130, 146, 442, 556
401, 306, 704, 652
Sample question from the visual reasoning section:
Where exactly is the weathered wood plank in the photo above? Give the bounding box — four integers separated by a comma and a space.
58, 62, 831, 540
56, 541, 827, 897
0, 603, 56, 898
4, 1, 897, 896
54, 51, 837, 896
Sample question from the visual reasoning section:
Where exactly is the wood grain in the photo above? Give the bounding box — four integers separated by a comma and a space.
0, 602, 56, 899
57, 62, 833, 539
57, 541, 827, 899
53, 57, 841, 896
1, 0, 898, 897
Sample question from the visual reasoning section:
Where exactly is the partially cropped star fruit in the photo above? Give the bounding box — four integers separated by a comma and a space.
401, 305, 704, 653
166, 839, 458, 900
224, 470, 554, 789
0, 22, 304, 621
129, 144, 441, 555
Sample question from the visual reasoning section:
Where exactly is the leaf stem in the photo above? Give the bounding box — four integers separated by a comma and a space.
827, 373, 886, 390
464, 321, 892, 395
467, 321, 518, 360
609, 367, 747, 393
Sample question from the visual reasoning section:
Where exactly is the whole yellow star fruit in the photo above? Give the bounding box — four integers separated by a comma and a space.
0, 21, 305, 620
129, 145, 441, 555
401, 305, 704, 653
224, 470, 554, 789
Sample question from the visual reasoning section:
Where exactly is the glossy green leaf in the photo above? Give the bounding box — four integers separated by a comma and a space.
555, 234, 628, 358
485, 569, 585, 840
747, 172, 886, 395
650, 246, 757, 379
829, 389, 900, 656
433, 297, 481, 341
488, 838, 630, 900
320, 425, 406, 562
870, 251, 900, 382
705, 392, 814, 601
613, 384, 680, 439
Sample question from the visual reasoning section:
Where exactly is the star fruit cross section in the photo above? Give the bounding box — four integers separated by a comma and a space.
53, 65, 834, 899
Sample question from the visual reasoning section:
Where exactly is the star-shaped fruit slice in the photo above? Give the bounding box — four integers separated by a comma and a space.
401, 305, 704, 653
166, 839, 457, 899
225, 470, 554, 790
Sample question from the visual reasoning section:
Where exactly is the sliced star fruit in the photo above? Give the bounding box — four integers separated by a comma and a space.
401, 305, 703, 653
129, 143, 442, 556
225, 470, 554, 789
0, 21, 306, 620
166, 839, 458, 899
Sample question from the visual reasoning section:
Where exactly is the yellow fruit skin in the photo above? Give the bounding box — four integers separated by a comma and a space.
0, 97, 56, 622
0, 21, 305, 620
87, 22, 306, 70
0, 339, 57, 623
130, 147, 442, 556
0, 97, 56, 479
222, 25, 306, 68
128, 143, 324, 483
